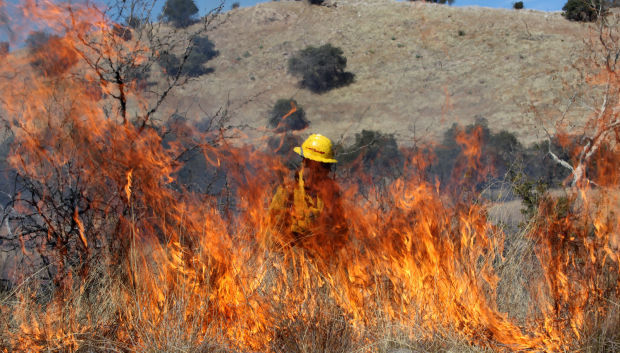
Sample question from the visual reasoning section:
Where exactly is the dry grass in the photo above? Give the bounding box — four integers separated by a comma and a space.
0, 173, 617, 352
1, 0, 617, 351
159, 0, 595, 146
1, 212, 616, 353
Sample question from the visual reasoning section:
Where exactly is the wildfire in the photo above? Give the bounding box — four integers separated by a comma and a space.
125, 169, 133, 202
0, 0, 618, 352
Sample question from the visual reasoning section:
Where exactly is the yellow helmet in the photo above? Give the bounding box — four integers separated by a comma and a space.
293, 134, 338, 163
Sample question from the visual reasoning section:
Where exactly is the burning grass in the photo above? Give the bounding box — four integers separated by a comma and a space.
0, 0, 618, 352
0, 186, 617, 353
0, 149, 618, 352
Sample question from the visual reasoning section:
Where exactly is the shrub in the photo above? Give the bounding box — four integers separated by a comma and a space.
112, 24, 132, 41
288, 44, 354, 94
231, 2, 240, 9
510, 170, 548, 219
26, 31, 78, 76
0, 135, 14, 207
162, 0, 199, 27
426, 118, 526, 192
127, 64, 152, 91
514, 1, 524, 9
336, 130, 404, 183
163, 115, 229, 195
186, 35, 219, 74
0, 41, 8, 57
268, 99, 309, 132
426, 124, 465, 188
25, 31, 52, 49
127, 15, 142, 29
159, 35, 219, 78
193, 36, 219, 58
159, 52, 182, 77
522, 138, 573, 186
423, 118, 579, 195
487, 129, 524, 174
562, 0, 604, 22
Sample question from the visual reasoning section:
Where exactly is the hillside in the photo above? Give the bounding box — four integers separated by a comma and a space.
0, 4, 592, 146
161, 0, 598, 146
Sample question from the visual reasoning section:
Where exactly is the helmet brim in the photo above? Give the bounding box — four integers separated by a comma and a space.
294, 146, 338, 164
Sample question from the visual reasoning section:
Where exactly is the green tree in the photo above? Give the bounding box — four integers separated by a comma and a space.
288, 44, 354, 94
159, 35, 219, 77
562, 0, 605, 22
336, 130, 404, 183
162, 0, 199, 27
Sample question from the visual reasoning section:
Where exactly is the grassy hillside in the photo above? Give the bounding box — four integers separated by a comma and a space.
164, 0, 594, 145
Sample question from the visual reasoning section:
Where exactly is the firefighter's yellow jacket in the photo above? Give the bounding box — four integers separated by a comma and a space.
268, 169, 347, 249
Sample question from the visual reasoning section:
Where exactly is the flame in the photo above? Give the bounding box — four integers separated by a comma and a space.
281, 101, 297, 121
454, 125, 488, 185
125, 169, 133, 202
274, 100, 298, 131
73, 207, 87, 249
0, 0, 617, 352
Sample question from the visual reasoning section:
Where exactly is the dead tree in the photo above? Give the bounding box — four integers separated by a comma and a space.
548, 10, 620, 187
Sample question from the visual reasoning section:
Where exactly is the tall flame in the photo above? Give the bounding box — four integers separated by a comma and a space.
0, 1, 617, 352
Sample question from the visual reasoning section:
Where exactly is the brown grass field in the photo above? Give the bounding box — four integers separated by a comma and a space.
160, 0, 596, 146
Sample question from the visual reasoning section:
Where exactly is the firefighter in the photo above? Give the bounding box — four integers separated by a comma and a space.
269, 134, 347, 252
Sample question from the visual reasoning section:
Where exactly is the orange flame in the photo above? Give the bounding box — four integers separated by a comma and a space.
125, 169, 133, 202
0, 1, 617, 352
281, 101, 297, 121
73, 207, 87, 249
